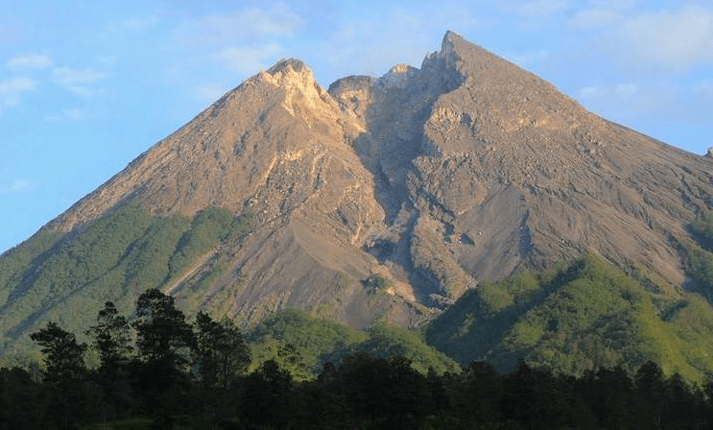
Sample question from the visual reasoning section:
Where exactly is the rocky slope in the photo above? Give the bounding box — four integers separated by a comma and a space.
2, 31, 713, 355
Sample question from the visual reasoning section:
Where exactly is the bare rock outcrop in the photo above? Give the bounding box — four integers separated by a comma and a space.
5, 31, 713, 338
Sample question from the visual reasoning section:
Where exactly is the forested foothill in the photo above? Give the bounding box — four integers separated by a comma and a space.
0, 288, 712, 430
5, 213, 713, 428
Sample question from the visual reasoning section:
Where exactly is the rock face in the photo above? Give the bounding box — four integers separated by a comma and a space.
2, 32, 713, 350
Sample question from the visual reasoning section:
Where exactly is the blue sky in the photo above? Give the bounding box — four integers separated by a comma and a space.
1, 0, 712, 254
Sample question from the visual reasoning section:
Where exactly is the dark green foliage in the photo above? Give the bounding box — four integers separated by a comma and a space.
193, 312, 250, 425
123, 215, 190, 291
0, 230, 62, 305
354, 323, 460, 375
0, 366, 45, 430
194, 312, 250, 387
30, 321, 89, 430
30, 321, 87, 386
241, 360, 294, 428
133, 289, 195, 415
427, 254, 713, 381
247, 309, 367, 380
0, 203, 157, 352
682, 213, 713, 303
0, 204, 256, 358
329, 354, 432, 429
363, 273, 393, 294
168, 207, 239, 279
690, 212, 713, 252
451, 361, 503, 423
89, 301, 133, 372
88, 301, 134, 420
246, 309, 459, 380
4, 294, 713, 429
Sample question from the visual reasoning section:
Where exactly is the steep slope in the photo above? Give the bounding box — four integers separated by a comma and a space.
2, 31, 713, 359
0, 59, 424, 355
331, 32, 713, 296
426, 254, 713, 382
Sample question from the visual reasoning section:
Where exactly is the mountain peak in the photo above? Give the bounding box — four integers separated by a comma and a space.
252, 58, 340, 120
4, 31, 713, 362
256, 57, 316, 88
267, 58, 310, 76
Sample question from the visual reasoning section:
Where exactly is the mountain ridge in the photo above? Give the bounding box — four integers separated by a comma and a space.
2, 31, 713, 361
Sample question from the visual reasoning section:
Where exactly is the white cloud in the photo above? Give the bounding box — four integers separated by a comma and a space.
568, 7, 621, 29
579, 82, 638, 99
6, 54, 53, 71
500, 0, 573, 18
193, 85, 228, 104
52, 67, 106, 86
214, 43, 282, 75
94, 55, 117, 66
0, 179, 37, 194
314, 5, 467, 81
45, 108, 85, 122
121, 16, 160, 32
616, 6, 713, 71
0, 77, 36, 108
175, 4, 302, 47
52, 67, 107, 97
587, 0, 641, 11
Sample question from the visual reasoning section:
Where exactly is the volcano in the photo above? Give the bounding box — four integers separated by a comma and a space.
2, 31, 712, 357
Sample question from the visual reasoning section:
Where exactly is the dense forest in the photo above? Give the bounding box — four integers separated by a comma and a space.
2, 287, 713, 430
5, 213, 713, 429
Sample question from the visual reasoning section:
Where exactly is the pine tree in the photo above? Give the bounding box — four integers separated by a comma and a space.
30, 321, 87, 429
88, 301, 134, 419
193, 311, 251, 424
132, 288, 194, 415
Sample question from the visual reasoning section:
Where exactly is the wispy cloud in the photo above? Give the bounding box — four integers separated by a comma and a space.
568, 7, 621, 29
613, 5, 713, 72
314, 4, 484, 81
214, 43, 282, 75
193, 85, 228, 104
579, 83, 639, 99
0, 179, 38, 194
175, 4, 302, 47
0, 77, 36, 110
44, 107, 85, 122
52, 67, 107, 97
500, 0, 573, 17
6, 54, 53, 71
119, 15, 160, 32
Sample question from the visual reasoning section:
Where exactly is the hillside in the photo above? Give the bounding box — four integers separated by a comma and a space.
426, 253, 713, 382
2, 31, 713, 365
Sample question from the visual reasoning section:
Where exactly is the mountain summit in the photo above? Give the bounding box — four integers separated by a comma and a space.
2, 32, 712, 355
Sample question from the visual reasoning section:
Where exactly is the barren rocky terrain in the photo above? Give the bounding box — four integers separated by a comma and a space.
2, 32, 713, 353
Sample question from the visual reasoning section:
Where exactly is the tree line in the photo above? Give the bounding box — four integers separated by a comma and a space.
2, 288, 713, 430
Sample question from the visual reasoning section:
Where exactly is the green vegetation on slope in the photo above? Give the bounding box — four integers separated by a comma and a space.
0, 229, 64, 307
246, 309, 459, 380
427, 254, 713, 382
684, 212, 713, 302
7, 291, 713, 430
0, 203, 253, 357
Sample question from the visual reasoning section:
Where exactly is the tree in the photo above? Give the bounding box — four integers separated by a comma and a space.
90, 301, 133, 370
132, 288, 195, 415
193, 311, 250, 389
633, 361, 666, 429
193, 311, 250, 424
30, 321, 88, 429
0, 366, 44, 430
241, 359, 294, 428
31, 322, 87, 385
87, 301, 134, 419
456, 361, 503, 424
